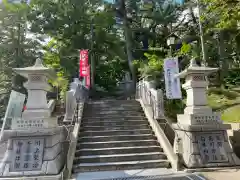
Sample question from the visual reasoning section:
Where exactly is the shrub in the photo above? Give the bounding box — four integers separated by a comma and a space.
224, 68, 240, 86
134, 53, 164, 88
164, 99, 185, 121
208, 87, 239, 100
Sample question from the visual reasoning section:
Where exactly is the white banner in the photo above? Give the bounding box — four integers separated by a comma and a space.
0, 90, 26, 140
164, 58, 182, 99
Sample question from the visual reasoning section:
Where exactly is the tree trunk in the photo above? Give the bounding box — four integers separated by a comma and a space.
122, 0, 136, 94
217, 31, 228, 87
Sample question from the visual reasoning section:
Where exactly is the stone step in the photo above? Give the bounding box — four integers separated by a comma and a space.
84, 111, 144, 116
81, 125, 150, 131
88, 100, 139, 105
74, 152, 167, 164
74, 99, 170, 174
79, 134, 156, 142
82, 116, 147, 121
81, 120, 148, 127
83, 114, 145, 118
72, 159, 170, 173
76, 146, 163, 156
85, 107, 143, 111
80, 129, 152, 136
86, 104, 141, 108
77, 140, 159, 149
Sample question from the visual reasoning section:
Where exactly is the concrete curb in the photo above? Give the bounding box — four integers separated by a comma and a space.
138, 99, 179, 171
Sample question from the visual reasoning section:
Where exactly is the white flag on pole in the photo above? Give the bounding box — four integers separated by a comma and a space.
164, 58, 182, 99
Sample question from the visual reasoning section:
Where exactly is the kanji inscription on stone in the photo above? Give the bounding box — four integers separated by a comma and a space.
193, 115, 221, 124
14, 119, 44, 129
196, 133, 228, 163
11, 138, 44, 172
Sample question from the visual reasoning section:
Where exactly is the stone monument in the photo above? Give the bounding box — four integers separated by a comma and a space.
0, 59, 67, 179
173, 58, 240, 168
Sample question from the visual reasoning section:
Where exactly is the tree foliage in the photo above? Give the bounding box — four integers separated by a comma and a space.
28, 0, 127, 91
0, 0, 42, 117
204, 0, 240, 29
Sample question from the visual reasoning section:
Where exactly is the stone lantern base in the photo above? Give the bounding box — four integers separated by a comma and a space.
0, 127, 67, 178
173, 114, 240, 168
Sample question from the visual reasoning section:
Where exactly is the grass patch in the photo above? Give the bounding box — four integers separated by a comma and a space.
207, 93, 239, 111
164, 87, 240, 122
207, 87, 240, 122
222, 105, 240, 123
208, 87, 239, 100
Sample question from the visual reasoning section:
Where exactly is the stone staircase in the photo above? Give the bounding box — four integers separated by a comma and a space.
72, 99, 170, 174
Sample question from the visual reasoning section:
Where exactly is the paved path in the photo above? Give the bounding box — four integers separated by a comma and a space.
203, 168, 240, 180
74, 167, 240, 180
98, 174, 207, 180
74, 168, 208, 180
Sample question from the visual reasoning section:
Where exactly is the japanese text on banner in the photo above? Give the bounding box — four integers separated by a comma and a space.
79, 50, 89, 77
164, 58, 182, 99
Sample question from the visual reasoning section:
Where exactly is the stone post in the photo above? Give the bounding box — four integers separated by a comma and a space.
63, 90, 77, 122
172, 58, 240, 168
63, 79, 80, 123
156, 89, 164, 119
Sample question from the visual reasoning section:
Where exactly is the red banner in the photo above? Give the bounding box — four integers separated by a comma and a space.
86, 65, 91, 89
79, 50, 89, 77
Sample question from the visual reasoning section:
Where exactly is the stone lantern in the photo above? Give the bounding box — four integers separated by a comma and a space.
13, 58, 57, 128
172, 58, 240, 168
0, 59, 67, 178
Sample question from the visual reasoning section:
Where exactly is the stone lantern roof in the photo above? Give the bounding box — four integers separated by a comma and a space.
13, 58, 56, 79
175, 58, 218, 79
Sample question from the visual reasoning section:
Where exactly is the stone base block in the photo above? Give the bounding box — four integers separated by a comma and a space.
11, 117, 58, 129
184, 106, 212, 115
177, 113, 221, 125
0, 127, 68, 177
22, 109, 51, 119
173, 123, 240, 168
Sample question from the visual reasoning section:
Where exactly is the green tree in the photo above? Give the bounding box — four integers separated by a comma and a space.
204, 0, 240, 29
28, 0, 127, 92
0, 0, 42, 117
